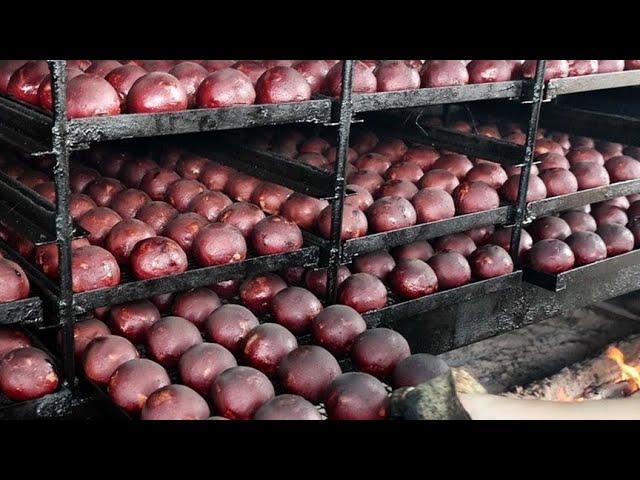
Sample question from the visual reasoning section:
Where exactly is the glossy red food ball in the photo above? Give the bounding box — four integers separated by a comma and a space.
403, 146, 440, 170
55, 317, 109, 359
105, 64, 147, 109
304, 266, 351, 298
210, 366, 275, 420
565, 231, 607, 266
127, 72, 188, 113
0, 60, 27, 93
135, 201, 178, 234
428, 252, 472, 289
467, 60, 512, 83
71, 246, 120, 293
271, 287, 323, 335
344, 184, 374, 211
280, 193, 328, 230
597, 224, 635, 256
196, 69, 256, 108
354, 152, 392, 176
188, 191, 232, 222
375, 60, 420, 92
140, 168, 180, 201
278, 345, 341, 403
538, 168, 578, 197
347, 170, 385, 194
411, 188, 455, 224
529, 216, 572, 241
171, 288, 221, 330
373, 138, 408, 163
163, 213, 208, 254
452, 181, 500, 214
128, 236, 187, 279
605, 155, 640, 182
351, 328, 411, 380
251, 215, 303, 256
224, 173, 262, 202
69, 165, 101, 194
376, 180, 419, 200
0, 328, 31, 358
567, 148, 605, 166
316, 205, 368, 240
85, 178, 125, 207
6, 61, 50, 105
501, 174, 547, 203
169, 62, 208, 107
391, 241, 435, 262
0, 347, 59, 401
241, 323, 298, 377
352, 250, 396, 281
324, 372, 389, 420
255, 67, 311, 104
192, 222, 247, 266
204, 304, 259, 354
109, 189, 150, 219
325, 61, 377, 97
108, 359, 170, 415
388, 259, 439, 299
366, 196, 417, 232
391, 353, 450, 388
102, 217, 154, 263
337, 273, 387, 313
418, 169, 460, 194
253, 394, 322, 420
217, 202, 266, 237
85, 60, 122, 77
465, 163, 508, 189
65, 74, 121, 118
233, 60, 268, 85
561, 211, 597, 233
178, 343, 237, 397
528, 239, 576, 274
571, 163, 610, 190
468, 245, 514, 279
165, 179, 207, 213
82, 335, 138, 385
120, 156, 159, 189
0, 259, 30, 303
239, 273, 287, 315
145, 316, 202, 368
141, 385, 210, 420
434, 233, 476, 257
108, 300, 160, 344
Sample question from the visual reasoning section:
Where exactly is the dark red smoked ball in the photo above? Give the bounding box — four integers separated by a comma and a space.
171, 288, 221, 330
567, 148, 605, 166
145, 316, 203, 368
352, 250, 396, 281
500, 174, 547, 203
434, 233, 477, 257
418, 169, 460, 194
255, 67, 311, 104
105, 64, 147, 109
178, 343, 237, 397
391, 241, 435, 262
140, 168, 181, 201
232, 60, 267, 86
65, 74, 121, 119
192, 222, 247, 266
528, 239, 576, 274
241, 323, 298, 377
403, 146, 440, 170
391, 353, 450, 388
6, 61, 50, 105
561, 211, 597, 233
538, 168, 578, 197
304, 266, 351, 298
347, 170, 385, 194
278, 345, 342, 403
597, 224, 635, 256
56, 317, 109, 360
165, 179, 207, 213
366, 196, 417, 232
77, 207, 123, 245
605, 155, 640, 182
571, 163, 611, 190
325, 61, 377, 97
217, 202, 266, 237
388, 259, 439, 299
565, 231, 607, 266
135, 201, 178, 234
169, 62, 208, 107
71, 246, 121, 293
592, 205, 628, 227
108, 299, 160, 344
412, 188, 455, 223
529, 216, 572, 241
293, 60, 329, 94
196, 68, 256, 108
224, 173, 262, 202
251, 215, 303, 256
239, 273, 287, 315
253, 394, 322, 420
0, 347, 59, 401
452, 181, 500, 214
465, 163, 508, 189
120, 156, 159, 189
140, 385, 210, 420
337, 273, 388, 313
204, 304, 259, 354
85, 178, 125, 207
163, 213, 209, 254
210, 366, 275, 420
375, 60, 421, 92
126, 72, 188, 113
85, 60, 122, 77
0, 259, 30, 303
129, 236, 188, 280
316, 205, 368, 240
280, 193, 329, 230
69, 165, 101, 194
324, 372, 389, 420
188, 191, 232, 222
82, 335, 139, 385
468, 245, 514, 279
310, 305, 366, 357
108, 189, 150, 220
271, 287, 323, 335
428, 252, 472, 289
351, 328, 411, 380
108, 359, 170, 415
0, 328, 31, 358
376, 180, 419, 200
344, 184, 375, 211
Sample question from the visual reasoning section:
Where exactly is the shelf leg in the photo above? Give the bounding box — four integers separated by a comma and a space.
326, 60, 355, 304
49, 60, 76, 389
509, 60, 547, 267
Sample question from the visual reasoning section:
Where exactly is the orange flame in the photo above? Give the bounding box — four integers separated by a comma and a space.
606, 346, 640, 392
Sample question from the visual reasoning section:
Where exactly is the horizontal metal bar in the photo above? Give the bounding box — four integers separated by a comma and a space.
0, 296, 43, 326
0, 201, 52, 245
370, 115, 526, 165
341, 206, 512, 262
363, 271, 522, 327
522, 248, 640, 292
545, 71, 640, 99
527, 178, 640, 218
197, 140, 334, 198
72, 246, 320, 313
66, 100, 332, 148
540, 104, 640, 147
351, 81, 525, 113
0, 95, 52, 154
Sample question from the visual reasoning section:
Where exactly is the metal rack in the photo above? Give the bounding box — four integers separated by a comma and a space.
3, 60, 640, 412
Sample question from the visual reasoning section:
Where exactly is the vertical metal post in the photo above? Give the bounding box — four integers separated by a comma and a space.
326, 60, 354, 304
49, 60, 76, 387
509, 60, 546, 267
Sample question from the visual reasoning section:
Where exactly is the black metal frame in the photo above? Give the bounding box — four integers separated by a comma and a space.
3, 60, 640, 419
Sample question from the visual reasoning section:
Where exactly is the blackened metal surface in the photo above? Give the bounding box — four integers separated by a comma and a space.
0, 297, 43, 326
369, 113, 526, 166
49, 60, 76, 386
0, 201, 52, 245
0, 387, 106, 420
527, 178, 640, 218
65, 100, 332, 148
198, 140, 334, 198
327, 60, 354, 304
362, 271, 521, 328
0, 94, 52, 154
341, 206, 512, 262
522, 248, 640, 292
351, 81, 524, 113
540, 104, 640, 146
545, 71, 640, 99
509, 60, 546, 268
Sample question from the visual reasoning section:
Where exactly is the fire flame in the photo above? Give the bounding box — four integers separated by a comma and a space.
606, 346, 640, 393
